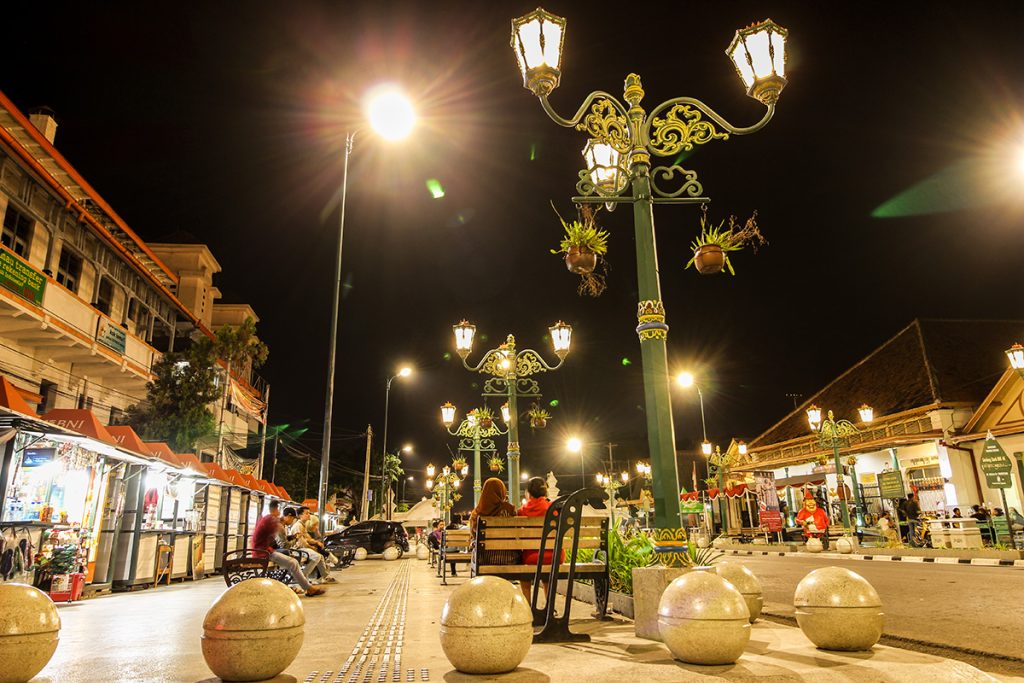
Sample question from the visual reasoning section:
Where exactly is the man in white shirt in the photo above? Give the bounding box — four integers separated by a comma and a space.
282, 507, 335, 583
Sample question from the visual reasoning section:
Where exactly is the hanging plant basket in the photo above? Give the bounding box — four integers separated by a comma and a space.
479, 417, 493, 429
564, 246, 597, 275
530, 417, 547, 429
489, 462, 500, 471
693, 245, 725, 275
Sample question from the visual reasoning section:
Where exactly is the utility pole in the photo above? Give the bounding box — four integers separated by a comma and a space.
360, 425, 373, 521
257, 384, 270, 479
270, 434, 280, 484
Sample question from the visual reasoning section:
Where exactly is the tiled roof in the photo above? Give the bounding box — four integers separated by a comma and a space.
751, 319, 1023, 448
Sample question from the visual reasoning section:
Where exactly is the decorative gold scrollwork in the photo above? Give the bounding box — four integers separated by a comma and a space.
515, 350, 548, 377
648, 104, 728, 157
575, 98, 632, 154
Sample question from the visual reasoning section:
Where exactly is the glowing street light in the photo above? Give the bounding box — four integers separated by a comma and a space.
440, 402, 457, 428
701, 440, 713, 456
726, 20, 789, 105
365, 84, 416, 141
427, 463, 436, 478
510, 7, 566, 96
806, 405, 823, 432
858, 404, 875, 424
1007, 343, 1024, 374
453, 320, 476, 358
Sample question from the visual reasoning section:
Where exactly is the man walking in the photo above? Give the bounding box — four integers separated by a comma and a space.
252, 501, 325, 596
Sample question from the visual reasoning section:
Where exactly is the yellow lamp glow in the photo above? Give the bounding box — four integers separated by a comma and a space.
1007, 343, 1024, 371
364, 84, 416, 141
701, 440, 713, 456
582, 139, 625, 196
510, 7, 566, 96
858, 404, 874, 423
501, 403, 511, 423
737, 441, 748, 456
676, 371, 695, 388
567, 437, 582, 453
726, 19, 788, 105
397, 366, 412, 378
427, 464, 436, 478
440, 402, 456, 427
620, 471, 629, 483
426, 478, 433, 490
806, 405, 822, 431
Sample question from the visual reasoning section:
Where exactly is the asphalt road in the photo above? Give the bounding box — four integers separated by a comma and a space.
737, 554, 1024, 676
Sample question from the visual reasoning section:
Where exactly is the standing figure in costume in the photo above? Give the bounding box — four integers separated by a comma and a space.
795, 491, 829, 547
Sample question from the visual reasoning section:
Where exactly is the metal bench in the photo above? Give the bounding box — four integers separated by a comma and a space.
473, 488, 609, 643
222, 548, 314, 587
439, 528, 472, 585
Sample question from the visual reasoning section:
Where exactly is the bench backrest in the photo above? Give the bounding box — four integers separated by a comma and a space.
443, 528, 472, 547
477, 516, 606, 553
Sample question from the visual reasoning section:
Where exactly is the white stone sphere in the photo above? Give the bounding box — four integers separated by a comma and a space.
805, 537, 823, 553
794, 567, 883, 651
440, 576, 533, 674
658, 570, 750, 665
715, 563, 763, 623
202, 578, 305, 681
835, 537, 855, 554
712, 536, 728, 549
383, 546, 401, 561
0, 583, 60, 683
354, 547, 368, 561
695, 534, 709, 549
416, 544, 429, 560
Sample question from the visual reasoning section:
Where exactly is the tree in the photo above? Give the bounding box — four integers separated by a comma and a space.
124, 337, 220, 452
213, 317, 269, 462
379, 451, 404, 519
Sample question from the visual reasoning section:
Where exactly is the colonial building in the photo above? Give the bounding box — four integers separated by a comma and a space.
736, 319, 1023, 520
0, 91, 265, 463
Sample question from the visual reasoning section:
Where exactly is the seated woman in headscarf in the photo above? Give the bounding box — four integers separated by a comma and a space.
470, 477, 519, 566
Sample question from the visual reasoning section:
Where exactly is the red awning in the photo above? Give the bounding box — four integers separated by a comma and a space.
0, 376, 37, 417
240, 473, 262, 491
680, 491, 700, 501
301, 498, 319, 512
222, 469, 248, 488
106, 425, 150, 458
276, 485, 292, 501
142, 441, 183, 469
201, 462, 232, 484
41, 408, 118, 447
707, 484, 749, 500
175, 453, 205, 472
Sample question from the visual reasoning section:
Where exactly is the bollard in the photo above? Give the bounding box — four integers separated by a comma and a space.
834, 537, 855, 554
657, 571, 750, 665
715, 562, 763, 623
439, 576, 533, 674
805, 537, 823, 553
383, 546, 401, 561
794, 566, 883, 651
202, 578, 304, 681
354, 547, 368, 561
0, 583, 60, 683
416, 544, 429, 560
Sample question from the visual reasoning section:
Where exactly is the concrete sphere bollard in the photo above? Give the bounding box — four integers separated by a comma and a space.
383, 546, 401, 561
657, 571, 751, 665
0, 583, 61, 683
416, 544, 429, 560
712, 536, 728, 550
354, 547, 368, 561
715, 563, 763, 623
835, 537, 855, 554
794, 566, 884, 651
805, 537, 823, 553
440, 576, 533, 674
202, 578, 305, 681
695, 534, 710, 549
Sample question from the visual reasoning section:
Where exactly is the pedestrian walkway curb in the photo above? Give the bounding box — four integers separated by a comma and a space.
724, 548, 1024, 568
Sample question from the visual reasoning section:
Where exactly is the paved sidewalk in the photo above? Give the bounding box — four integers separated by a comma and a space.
33, 556, 1000, 682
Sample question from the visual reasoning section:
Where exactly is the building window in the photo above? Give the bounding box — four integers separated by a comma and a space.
128, 297, 152, 338
56, 246, 83, 292
94, 277, 114, 316
2, 205, 33, 258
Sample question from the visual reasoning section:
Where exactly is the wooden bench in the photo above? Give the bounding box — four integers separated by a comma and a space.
438, 528, 472, 585
474, 488, 610, 643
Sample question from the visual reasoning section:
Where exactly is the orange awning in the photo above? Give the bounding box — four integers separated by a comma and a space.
201, 462, 232, 484
106, 425, 150, 458
175, 453, 205, 472
222, 469, 248, 488
41, 408, 118, 447
301, 498, 319, 512
0, 376, 37, 417
142, 441, 183, 469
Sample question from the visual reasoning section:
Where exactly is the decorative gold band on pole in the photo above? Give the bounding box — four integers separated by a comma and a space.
636, 299, 669, 341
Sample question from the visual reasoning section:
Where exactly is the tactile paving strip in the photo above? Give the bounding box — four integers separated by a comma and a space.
304, 560, 428, 683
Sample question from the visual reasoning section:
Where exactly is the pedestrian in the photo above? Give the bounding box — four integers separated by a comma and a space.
444, 518, 464, 577
251, 502, 325, 597
470, 478, 518, 565
902, 493, 921, 542
971, 504, 989, 522
951, 507, 962, 519
517, 477, 562, 603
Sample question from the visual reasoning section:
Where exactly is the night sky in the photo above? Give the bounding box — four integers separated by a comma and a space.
5, 2, 1024, 504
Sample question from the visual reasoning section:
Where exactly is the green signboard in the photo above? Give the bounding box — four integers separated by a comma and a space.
0, 246, 45, 305
878, 470, 906, 499
980, 434, 1014, 489
96, 317, 127, 355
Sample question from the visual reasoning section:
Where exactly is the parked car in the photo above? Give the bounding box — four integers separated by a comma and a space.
324, 520, 410, 556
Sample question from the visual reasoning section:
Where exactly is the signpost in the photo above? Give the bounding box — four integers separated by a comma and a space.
878, 470, 906, 500
980, 433, 1017, 550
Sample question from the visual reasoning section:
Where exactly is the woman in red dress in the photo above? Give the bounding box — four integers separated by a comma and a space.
517, 477, 561, 602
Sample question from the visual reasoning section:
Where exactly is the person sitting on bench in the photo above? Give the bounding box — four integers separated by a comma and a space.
470, 478, 518, 566
517, 477, 563, 602
252, 502, 325, 597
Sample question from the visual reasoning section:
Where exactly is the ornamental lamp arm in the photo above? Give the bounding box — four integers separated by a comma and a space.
539, 91, 631, 129
516, 348, 565, 375
641, 96, 775, 144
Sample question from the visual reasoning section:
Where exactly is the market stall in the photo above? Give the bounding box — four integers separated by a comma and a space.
199, 462, 232, 574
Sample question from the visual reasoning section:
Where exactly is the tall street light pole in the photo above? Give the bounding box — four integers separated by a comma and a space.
317, 86, 416, 515
807, 406, 865, 533
380, 368, 412, 517
511, 8, 789, 566
452, 321, 572, 504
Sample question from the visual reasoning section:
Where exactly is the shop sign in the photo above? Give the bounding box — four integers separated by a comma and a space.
878, 470, 906, 499
0, 246, 45, 305
980, 433, 1013, 489
96, 317, 126, 354
22, 448, 55, 466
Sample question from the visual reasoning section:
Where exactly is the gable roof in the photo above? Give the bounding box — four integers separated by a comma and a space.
751, 319, 1023, 448
0, 376, 37, 417
41, 408, 118, 447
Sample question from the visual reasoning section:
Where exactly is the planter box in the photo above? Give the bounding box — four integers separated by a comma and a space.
554, 579, 634, 619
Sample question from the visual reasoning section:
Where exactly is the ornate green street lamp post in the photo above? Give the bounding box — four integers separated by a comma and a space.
452, 320, 572, 504
807, 406, 867, 533
440, 403, 507, 505
426, 463, 464, 527
511, 9, 789, 562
